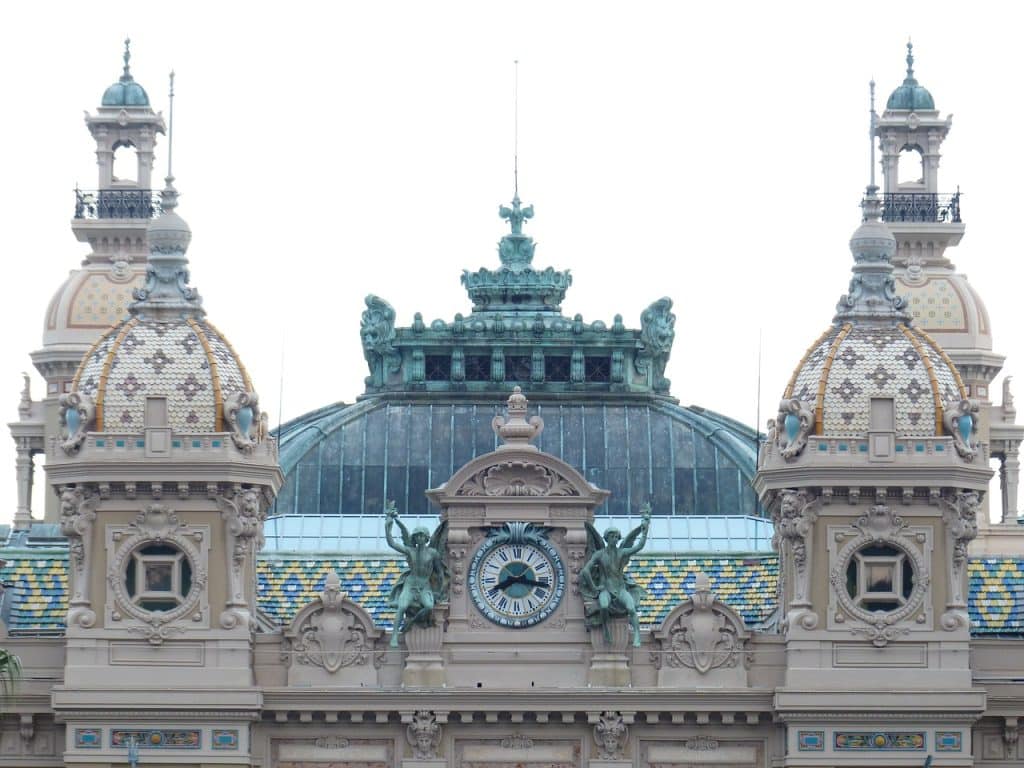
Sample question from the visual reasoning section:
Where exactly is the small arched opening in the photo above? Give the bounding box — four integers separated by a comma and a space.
897, 144, 924, 187
111, 140, 138, 184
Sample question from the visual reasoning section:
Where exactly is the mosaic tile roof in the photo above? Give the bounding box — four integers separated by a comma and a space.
895, 273, 993, 351
73, 317, 251, 433
785, 323, 966, 437
3, 552, 1023, 636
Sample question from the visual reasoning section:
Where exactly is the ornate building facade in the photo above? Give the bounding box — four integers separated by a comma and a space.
1, 43, 1023, 768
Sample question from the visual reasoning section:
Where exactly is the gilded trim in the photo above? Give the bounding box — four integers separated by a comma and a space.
915, 326, 968, 399
899, 324, 943, 434
187, 318, 224, 432
815, 322, 852, 435
94, 317, 138, 431
783, 326, 834, 399
203, 319, 253, 392
72, 327, 114, 390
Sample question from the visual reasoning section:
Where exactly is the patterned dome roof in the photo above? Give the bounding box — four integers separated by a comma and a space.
66, 183, 254, 434
785, 322, 966, 437
72, 316, 251, 433
781, 191, 967, 438
43, 262, 146, 351
895, 271, 993, 353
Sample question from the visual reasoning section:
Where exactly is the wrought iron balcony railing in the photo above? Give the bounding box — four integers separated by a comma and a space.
881, 192, 961, 224
74, 189, 162, 220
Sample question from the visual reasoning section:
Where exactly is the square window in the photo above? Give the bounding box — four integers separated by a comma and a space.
144, 562, 174, 592
464, 355, 490, 381
546, 357, 571, 382
506, 355, 532, 381
585, 356, 611, 383
425, 355, 451, 381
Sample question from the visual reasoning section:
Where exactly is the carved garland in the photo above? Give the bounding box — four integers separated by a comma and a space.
828, 505, 930, 646
107, 505, 207, 643
455, 460, 580, 497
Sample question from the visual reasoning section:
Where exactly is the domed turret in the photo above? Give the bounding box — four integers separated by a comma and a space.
60, 178, 264, 451
886, 42, 935, 111
100, 39, 150, 107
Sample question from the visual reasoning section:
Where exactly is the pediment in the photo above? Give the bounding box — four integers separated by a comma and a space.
428, 448, 609, 506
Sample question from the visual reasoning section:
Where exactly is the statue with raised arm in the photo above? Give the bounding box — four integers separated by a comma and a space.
581, 505, 651, 647
385, 502, 449, 648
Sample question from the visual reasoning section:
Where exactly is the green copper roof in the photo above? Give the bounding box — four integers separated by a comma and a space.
360, 195, 676, 397
101, 38, 150, 108
886, 42, 935, 111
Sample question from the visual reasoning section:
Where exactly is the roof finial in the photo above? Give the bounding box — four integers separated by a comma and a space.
121, 37, 133, 82
513, 59, 520, 200
163, 70, 178, 213
904, 39, 917, 84
868, 79, 877, 192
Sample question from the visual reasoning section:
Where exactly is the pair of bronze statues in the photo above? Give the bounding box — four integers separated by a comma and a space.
385, 502, 651, 648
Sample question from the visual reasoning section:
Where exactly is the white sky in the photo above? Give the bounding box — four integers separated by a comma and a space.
1, 2, 1022, 524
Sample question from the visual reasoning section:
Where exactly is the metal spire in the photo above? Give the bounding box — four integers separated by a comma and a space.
513, 59, 520, 200
905, 39, 915, 80
121, 38, 132, 81
167, 71, 176, 181
869, 79, 877, 190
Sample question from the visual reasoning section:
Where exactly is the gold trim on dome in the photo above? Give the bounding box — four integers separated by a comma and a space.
187, 317, 224, 432
72, 327, 114, 391
95, 317, 139, 432
815, 322, 852, 436
899, 324, 943, 435
915, 326, 968, 399
203, 319, 253, 392
783, 326, 834, 399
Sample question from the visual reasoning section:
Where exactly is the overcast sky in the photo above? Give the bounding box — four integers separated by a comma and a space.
1, 2, 1021, 523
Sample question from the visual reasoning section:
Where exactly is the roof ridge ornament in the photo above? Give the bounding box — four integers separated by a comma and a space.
130, 72, 203, 320
121, 37, 134, 83
904, 40, 917, 85
492, 386, 544, 450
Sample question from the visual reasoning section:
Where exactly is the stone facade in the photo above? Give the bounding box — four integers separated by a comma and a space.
2, 43, 1024, 768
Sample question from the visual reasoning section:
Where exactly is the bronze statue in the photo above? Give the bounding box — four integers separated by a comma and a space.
581, 506, 651, 647
385, 503, 449, 648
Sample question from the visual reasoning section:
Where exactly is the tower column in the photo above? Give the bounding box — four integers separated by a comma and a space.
13, 438, 34, 531
1001, 443, 1020, 524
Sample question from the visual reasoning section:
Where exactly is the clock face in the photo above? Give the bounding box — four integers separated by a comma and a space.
469, 533, 565, 628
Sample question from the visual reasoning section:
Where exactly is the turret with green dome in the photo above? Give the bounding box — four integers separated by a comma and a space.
100, 38, 150, 107
885, 42, 935, 111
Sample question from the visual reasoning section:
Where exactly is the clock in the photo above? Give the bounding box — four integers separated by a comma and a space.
468, 523, 565, 628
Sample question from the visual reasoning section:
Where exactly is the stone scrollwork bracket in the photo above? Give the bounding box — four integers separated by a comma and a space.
216, 488, 267, 630
284, 570, 382, 673
653, 572, 750, 673
776, 398, 814, 460
940, 490, 979, 630
772, 490, 819, 629
223, 391, 262, 453
943, 398, 981, 460
58, 392, 95, 455
60, 486, 98, 629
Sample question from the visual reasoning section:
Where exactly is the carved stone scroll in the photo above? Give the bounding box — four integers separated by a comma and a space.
216, 487, 266, 630
60, 486, 98, 629
772, 490, 818, 629
941, 491, 979, 630
284, 570, 382, 676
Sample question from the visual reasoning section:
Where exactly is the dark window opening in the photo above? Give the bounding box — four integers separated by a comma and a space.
506, 355, 532, 381
425, 355, 451, 381
585, 357, 611, 383
465, 355, 491, 381
546, 357, 571, 382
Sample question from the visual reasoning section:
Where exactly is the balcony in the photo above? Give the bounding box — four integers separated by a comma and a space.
74, 188, 162, 220
881, 192, 961, 223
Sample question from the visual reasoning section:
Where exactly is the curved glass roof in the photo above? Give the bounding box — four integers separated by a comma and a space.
271, 396, 760, 521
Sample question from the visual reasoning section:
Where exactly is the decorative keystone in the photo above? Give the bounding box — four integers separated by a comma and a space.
492, 386, 544, 449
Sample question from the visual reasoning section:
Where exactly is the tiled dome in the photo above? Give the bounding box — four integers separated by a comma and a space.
72, 315, 251, 433
785, 322, 966, 437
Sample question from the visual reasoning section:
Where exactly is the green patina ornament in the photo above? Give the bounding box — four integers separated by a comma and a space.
581, 505, 651, 647
384, 502, 449, 648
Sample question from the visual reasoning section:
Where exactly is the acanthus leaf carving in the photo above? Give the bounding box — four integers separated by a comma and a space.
941, 490, 980, 626
772, 490, 818, 616
455, 460, 580, 497
216, 487, 266, 630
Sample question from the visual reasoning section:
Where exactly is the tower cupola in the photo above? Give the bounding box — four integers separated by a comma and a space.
100, 38, 151, 107
885, 42, 935, 112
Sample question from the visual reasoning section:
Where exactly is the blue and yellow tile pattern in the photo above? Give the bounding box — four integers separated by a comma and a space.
2, 552, 1023, 635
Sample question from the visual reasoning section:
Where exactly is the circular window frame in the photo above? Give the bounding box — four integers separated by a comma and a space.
830, 532, 929, 626
110, 530, 205, 626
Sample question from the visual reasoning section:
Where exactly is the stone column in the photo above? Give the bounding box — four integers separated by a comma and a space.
1002, 444, 1020, 524
13, 440, 33, 531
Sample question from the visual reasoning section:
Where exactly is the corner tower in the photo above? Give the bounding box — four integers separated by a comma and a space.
11, 41, 166, 529
875, 44, 1023, 529
756, 177, 991, 761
